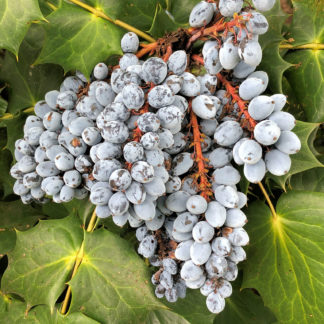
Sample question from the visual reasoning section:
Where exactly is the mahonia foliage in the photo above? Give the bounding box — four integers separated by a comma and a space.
0, 0, 323, 323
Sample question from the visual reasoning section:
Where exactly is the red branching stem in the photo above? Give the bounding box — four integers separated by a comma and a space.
191, 54, 257, 130
216, 73, 257, 129
136, 42, 158, 58
130, 82, 155, 142
125, 161, 133, 171
186, 14, 249, 48
191, 54, 204, 65
131, 101, 149, 115
189, 100, 213, 201
162, 45, 173, 62
132, 124, 143, 142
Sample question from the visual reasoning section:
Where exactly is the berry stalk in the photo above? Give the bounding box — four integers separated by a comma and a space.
189, 100, 213, 200
216, 73, 257, 129
136, 42, 158, 58
191, 54, 257, 130
186, 13, 250, 48
131, 83, 154, 142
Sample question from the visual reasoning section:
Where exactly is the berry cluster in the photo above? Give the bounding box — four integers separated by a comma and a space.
10, 0, 300, 315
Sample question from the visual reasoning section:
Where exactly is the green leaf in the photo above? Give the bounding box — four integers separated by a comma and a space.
145, 309, 190, 324
148, 3, 179, 38
0, 114, 26, 155
267, 121, 323, 189
215, 277, 277, 324
284, 50, 324, 123
42, 198, 93, 223
164, 276, 276, 324
0, 200, 41, 230
258, 0, 292, 93
1, 214, 83, 310
281, 76, 306, 121
69, 228, 164, 323
283, 0, 324, 122
0, 148, 14, 198
0, 299, 100, 323
0, 301, 53, 323
63, 198, 94, 224
242, 191, 324, 324
288, 0, 323, 46
0, 96, 8, 116
57, 310, 101, 324
36, 2, 123, 78
168, 0, 197, 25
0, 0, 43, 56
164, 290, 215, 324
99, 216, 130, 236
289, 167, 324, 192
0, 293, 8, 312
0, 230, 16, 255
86, 0, 159, 32
39, 0, 62, 16
0, 25, 64, 114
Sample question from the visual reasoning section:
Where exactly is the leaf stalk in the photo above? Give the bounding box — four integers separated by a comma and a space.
61, 242, 84, 314
61, 209, 97, 314
86, 209, 97, 232
0, 107, 34, 121
279, 43, 324, 50
68, 0, 156, 43
258, 182, 277, 219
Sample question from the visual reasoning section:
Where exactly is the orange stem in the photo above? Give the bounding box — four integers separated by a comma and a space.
191, 54, 257, 130
132, 125, 143, 142
136, 42, 158, 58
216, 73, 257, 129
191, 54, 204, 65
162, 45, 173, 62
130, 82, 155, 142
186, 14, 249, 48
189, 100, 213, 200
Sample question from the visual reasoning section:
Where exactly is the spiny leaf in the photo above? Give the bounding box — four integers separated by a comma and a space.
86, 0, 160, 31
0, 24, 64, 114
0, 96, 7, 116
148, 3, 179, 38
0, 114, 26, 156
41, 198, 93, 223
288, 0, 324, 45
289, 167, 324, 192
283, 0, 324, 122
1, 214, 83, 310
36, 1, 123, 78
0, 230, 16, 255
0, 148, 14, 198
39, 0, 62, 16
168, 0, 198, 25
284, 50, 324, 123
258, 0, 292, 93
69, 228, 164, 323
148, 0, 204, 38
164, 276, 277, 324
281, 75, 306, 120
164, 289, 215, 324
0, 299, 100, 323
0, 200, 41, 230
242, 191, 324, 324
145, 309, 190, 324
214, 276, 277, 324
0, 0, 43, 56
267, 121, 323, 189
